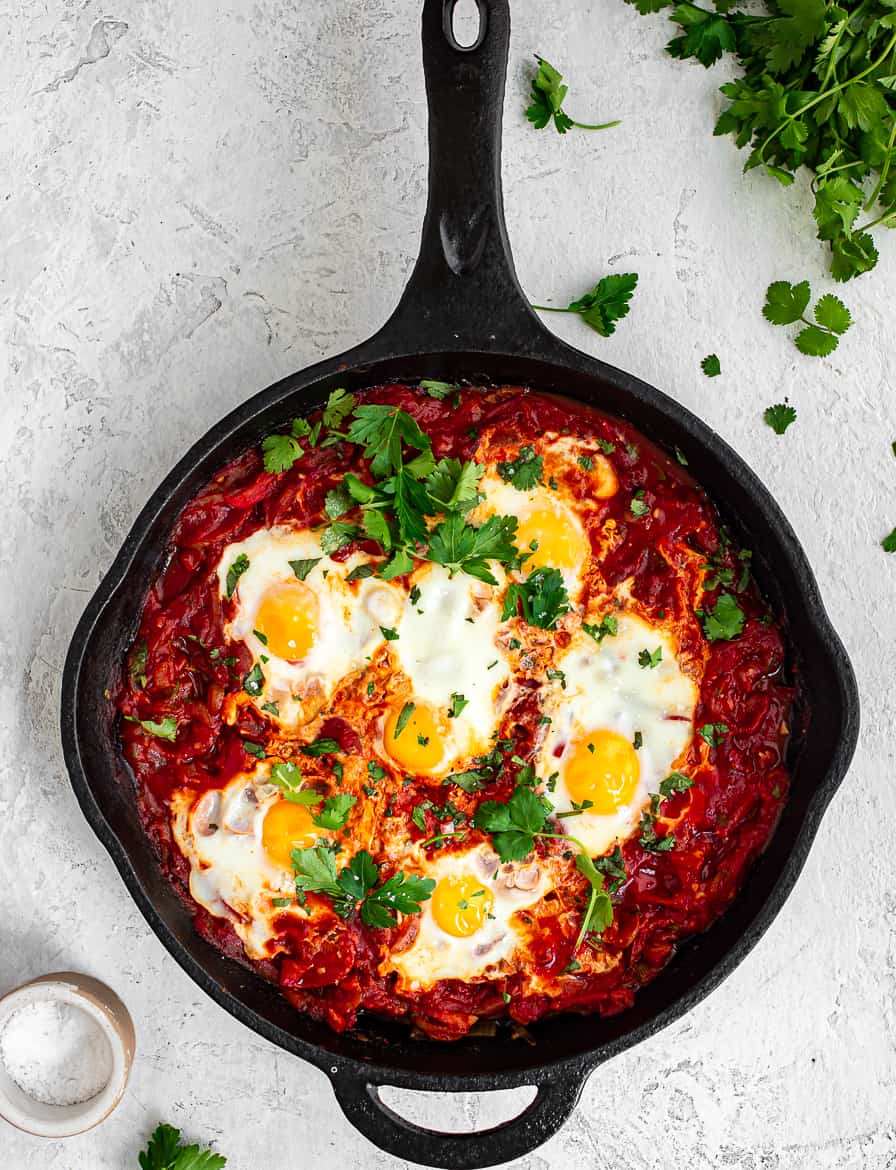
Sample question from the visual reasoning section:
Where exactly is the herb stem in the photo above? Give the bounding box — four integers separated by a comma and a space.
530, 304, 573, 313
419, 830, 467, 849
864, 120, 896, 212
756, 30, 896, 166
570, 118, 621, 131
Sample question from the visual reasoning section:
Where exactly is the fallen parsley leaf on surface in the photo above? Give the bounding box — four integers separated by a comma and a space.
526, 55, 620, 134
764, 401, 798, 435
882, 528, 896, 553
138, 1122, 226, 1170
701, 353, 721, 377
533, 273, 639, 337
763, 281, 852, 356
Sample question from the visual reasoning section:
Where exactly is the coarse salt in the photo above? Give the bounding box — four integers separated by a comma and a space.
0, 999, 113, 1106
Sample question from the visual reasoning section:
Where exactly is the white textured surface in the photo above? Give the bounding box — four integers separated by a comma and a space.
1, 0, 894, 1166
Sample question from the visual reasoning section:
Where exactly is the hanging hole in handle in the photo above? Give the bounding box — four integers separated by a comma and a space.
378, 1085, 538, 1133
444, 0, 485, 51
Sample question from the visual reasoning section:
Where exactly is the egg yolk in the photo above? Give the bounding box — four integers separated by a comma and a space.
262, 799, 319, 869
431, 875, 495, 937
517, 505, 590, 573
383, 701, 445, 774
254, 580, 319, 661
564, 730, 640, 815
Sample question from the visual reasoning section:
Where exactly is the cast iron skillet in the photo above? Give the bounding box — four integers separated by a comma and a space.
61, 1, 859, 1165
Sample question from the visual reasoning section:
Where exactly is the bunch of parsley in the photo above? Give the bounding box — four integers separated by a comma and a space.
624, 0, 896, 281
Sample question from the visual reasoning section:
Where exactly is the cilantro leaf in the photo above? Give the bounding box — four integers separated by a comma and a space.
448, 692, 469, 718
321, 522, 360, 554
292, 843, 345, 902
502, 567, 571, 630
312, 793, 357, 831
882, 528, 896, 553
594, 845, 627, 893
700, 592, 745, 641
813, 294, 852, 335
394, 701, 416, 738
138, 1123, 226, 1170
659, 771, 693, 797
242, 663, 264, 696
473, 785, 551, 862
764, 402, 797, 434
262, 433, 303, 474
225, 554, 250, 599
535, 273, 639, 337
763, 280, 811, 325
698, 722, 729, 746
701, 353, 721, 377
795, 325, 839, 357
300, 737, 341, 757
325, 482, 354, 520
362, 871, 437, 928
526, 55, 620, 134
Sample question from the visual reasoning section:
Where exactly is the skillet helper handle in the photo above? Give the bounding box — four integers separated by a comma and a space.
380, 0, 543, 353
330, 1072, 586, 1169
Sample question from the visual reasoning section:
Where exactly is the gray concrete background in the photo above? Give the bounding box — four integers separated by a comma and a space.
1, 0, 894, 1166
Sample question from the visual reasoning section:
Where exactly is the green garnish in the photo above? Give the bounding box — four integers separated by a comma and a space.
497, 445, 543, 490
312, 793, 357, 831
225, 554, 249, 599
288, 558, 321, 582
269, 762, 321, 805
582, 614, 618, 644
242, 740, 266, 759
701, 354, 721, 378
419, 379, 459, 399
300, 738, 341, 758
125, 715, 178, 742
764, 401, 798, 435
394, 701, 416, 739
700, 592, 746, 641
763, 281, 852, 357
138, 1122, 226, 1170
292, 845, 435, 928
638, 646, 662, 669
698, 722, 729, 747
532, 273, 638, 337
262, 419, 308, 473
502, 567, 571, 630
448, 693, 469, 719
526, 55, 620, 134
242, 663, 264, 696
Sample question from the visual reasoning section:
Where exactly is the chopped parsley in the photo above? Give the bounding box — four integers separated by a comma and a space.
638, 646, 662, 669
225, 554, 249, 599
583, 614, 618, 644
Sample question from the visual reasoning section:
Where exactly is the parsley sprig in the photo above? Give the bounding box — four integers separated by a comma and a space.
532, 273, 639, 337
138, 1123, 225, 1170
502, 567, 571, 630
292, 845, 435, 928
526, 55, 620, 134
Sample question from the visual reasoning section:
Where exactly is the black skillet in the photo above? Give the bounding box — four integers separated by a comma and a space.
60, 1, 859, 1165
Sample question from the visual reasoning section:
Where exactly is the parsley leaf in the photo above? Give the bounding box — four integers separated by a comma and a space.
473, 785, 551, 862
394, 701, 416, 738
526, 55, 620, 134
225, 554, 249, 599
125, 715, 178, 742
698, 722, 729, 747
427, 511, 519, 585
242, 663, 264, 696
312, 793, 357, 831
322, 388, 356, 430
701, 353, 721, 377
292, 846, 434, 927
502, 567, 571, 630
659, 771, 693, 797
534, 273, 639, 337
764, 401, 797, 435
362, 871, 437, 929
262, 426, 304, 474
497, 446, 543, 490
425, 457, 483, 512
300, 738, 341, 758
346, 405, 431, 479
764, 281, 852, 357
582, 614, 618, 643
638, 646, 662, 669
138, 1122, 226, 1170
700, 592, 746, 641
882, 527, 896, 553
594, 845, 627, 893
667, 5, 736, 67
419, 379, 458, 400
321, 522, 361, 554
448, 693, 469, 718
289, 557, 321, 581
269, 762, 322, 805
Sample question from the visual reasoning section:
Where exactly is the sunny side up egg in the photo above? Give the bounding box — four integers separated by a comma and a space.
217, 527, 404, 726
377, 563, 512, 777
539, 613, 698, 856
171, 766, 340, 960
383, 844, 550, 989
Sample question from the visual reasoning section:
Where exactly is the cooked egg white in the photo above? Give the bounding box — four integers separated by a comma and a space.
384, 844, 550, 988
379, 563, 512, 776
539, 613, 698, 856
171, 767, 333, 959
217, 527, 404, 726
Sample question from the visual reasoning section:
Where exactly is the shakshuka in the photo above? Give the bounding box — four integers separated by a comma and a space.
118, 384, 794, 1040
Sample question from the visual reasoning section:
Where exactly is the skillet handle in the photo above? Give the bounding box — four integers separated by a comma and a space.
330, 1071, 587, 1169
375, 0, 545, 354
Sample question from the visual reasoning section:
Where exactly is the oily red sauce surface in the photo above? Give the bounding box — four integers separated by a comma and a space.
118, 385, 793, 1040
